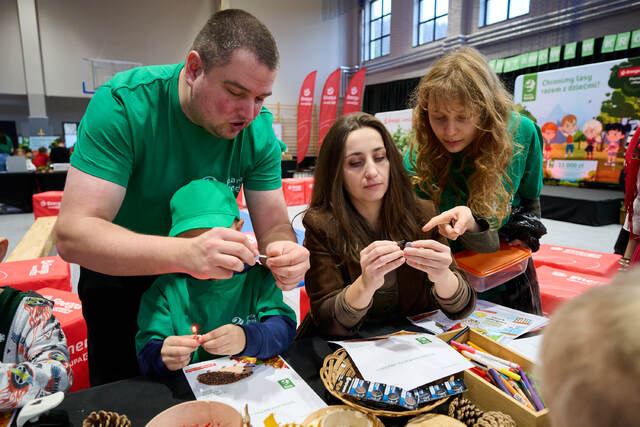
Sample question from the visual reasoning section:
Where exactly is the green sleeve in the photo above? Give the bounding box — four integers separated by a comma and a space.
71, 84, 134, 188
0, 135, 12, 154
135, 276, 174, 354
252, 267, 296, 323
511, 114, 543, 203
403, 149, 417, 177
243, 108, 282, 192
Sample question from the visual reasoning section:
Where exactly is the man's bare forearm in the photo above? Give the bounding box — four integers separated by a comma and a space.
55, 216, 187, 276
255, 223, 297, 253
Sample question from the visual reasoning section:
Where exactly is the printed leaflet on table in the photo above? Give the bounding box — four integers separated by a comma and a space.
408, 300, 548, 344
330, 331, 473, 390
183, 355, 326, 425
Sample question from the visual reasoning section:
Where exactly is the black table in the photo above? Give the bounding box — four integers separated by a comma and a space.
0, 172, 36, 212
0, 170, 67, 213
36, 170, 67, 192
56, 321, 439, 426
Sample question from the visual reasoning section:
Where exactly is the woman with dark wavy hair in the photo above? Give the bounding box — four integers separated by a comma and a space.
406, 47, 544, 314
297, 112, 475, 338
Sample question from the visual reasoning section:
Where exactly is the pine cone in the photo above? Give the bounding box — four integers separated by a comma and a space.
474, 411, 516, 427
448, 397, 483, 426
83, 410, 131, 427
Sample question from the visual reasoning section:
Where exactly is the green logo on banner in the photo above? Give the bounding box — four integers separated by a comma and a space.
615, 32, 630, 51
601, 34, 616, 53
537, 49, 548, 65
549, 46, 561, 63
582, 38, 594, 56
632, 30, 640, 49
522, 74, 537, 102
416, 337, 432, 344
564, 42, 577, 60
278, 378, 295, 389
527, 52, 538, 67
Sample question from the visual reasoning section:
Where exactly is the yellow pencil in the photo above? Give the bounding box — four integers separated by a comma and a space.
467, 341, 491, 354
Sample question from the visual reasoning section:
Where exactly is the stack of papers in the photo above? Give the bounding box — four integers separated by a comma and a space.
408, 300, 548, 344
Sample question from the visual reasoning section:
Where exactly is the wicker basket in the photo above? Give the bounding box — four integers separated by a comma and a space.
320, 348, 449, 418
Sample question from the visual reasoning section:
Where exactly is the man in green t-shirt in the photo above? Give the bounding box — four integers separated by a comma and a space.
54, 9, 310, 386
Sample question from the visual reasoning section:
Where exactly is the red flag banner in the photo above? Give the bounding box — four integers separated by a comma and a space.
296, 71, 317, 164
342, 68, 367, 116
318, 68, 342, 147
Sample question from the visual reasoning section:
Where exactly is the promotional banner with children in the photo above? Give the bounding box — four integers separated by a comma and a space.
514, 56, 640, 185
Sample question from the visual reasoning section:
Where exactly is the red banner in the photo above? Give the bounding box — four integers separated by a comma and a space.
296, 71, 317, 164
318, 68, 342, 147
342, 68, 367, 116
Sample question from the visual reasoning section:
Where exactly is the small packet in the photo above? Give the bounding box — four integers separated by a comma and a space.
334, 376, 417, 410
366, 381, 385, 402
413, 378, 467, 404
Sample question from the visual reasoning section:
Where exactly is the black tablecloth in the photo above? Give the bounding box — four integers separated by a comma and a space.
0, 172, 35, 212
56, 320, 436, 426
0, 171, 67, 213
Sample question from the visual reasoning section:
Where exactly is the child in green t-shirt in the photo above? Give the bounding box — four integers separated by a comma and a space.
135, 178, 296, 376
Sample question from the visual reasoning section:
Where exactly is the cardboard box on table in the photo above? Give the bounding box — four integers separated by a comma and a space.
532, 244, 620, 279
438, 329, 549, 427
536, 265, 611, 316
282, 178, 306, 206
0, 256, 71, 292
32, 191, 63, 219
38, 287, 89, 392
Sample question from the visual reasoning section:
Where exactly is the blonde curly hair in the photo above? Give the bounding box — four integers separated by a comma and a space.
410, 47, 517, 228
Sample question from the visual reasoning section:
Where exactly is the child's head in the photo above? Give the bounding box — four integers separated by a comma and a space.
560, 114, 577, 132
605, 123, 626, 143
38, 146, 48, 154
582, 119, 602, 139
169, 178, 242, 238
541, 122, 557, 141
539, 270, 640, 427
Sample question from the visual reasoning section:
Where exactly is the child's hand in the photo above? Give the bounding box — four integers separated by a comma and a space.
199, 324, 246, 356
161, 335, 199, 371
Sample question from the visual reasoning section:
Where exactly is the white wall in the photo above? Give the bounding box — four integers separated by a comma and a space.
0, 0, 26, 95
225, 0, 353, 104
36, 0, 215, 97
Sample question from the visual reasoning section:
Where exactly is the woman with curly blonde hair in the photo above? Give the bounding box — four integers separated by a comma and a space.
405, 47, 544, 313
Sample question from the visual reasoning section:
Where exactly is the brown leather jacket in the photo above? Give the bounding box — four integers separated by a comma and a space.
297, 199, 476, 338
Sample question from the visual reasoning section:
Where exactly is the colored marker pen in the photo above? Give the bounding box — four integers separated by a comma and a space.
461, 351, 521, 381
451, 340, 520, 370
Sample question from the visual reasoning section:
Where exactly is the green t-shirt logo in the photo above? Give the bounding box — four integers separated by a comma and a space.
522, 74, 538, 102
415, 337, 431, 344
278, 378, 295, 389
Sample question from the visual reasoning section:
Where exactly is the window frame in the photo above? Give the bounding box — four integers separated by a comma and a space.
479, 0, 530, 27
416, 0, 449, 46
364, 0, 392, 61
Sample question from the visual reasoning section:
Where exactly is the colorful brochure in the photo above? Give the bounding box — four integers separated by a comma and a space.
183, 355, 326, 425
408, 300, 548, 344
